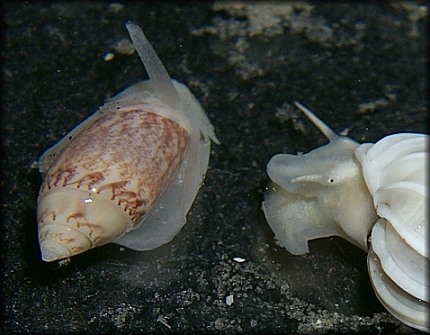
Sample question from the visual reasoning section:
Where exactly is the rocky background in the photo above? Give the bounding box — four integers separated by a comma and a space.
1, 2, 428, 334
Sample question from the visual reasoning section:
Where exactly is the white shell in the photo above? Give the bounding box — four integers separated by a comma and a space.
356, 132, 429, 332
262, 102, 429, 332
36, 22, 219, 262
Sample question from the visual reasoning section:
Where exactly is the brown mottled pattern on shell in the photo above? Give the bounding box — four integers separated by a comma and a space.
40, 109, 189, 225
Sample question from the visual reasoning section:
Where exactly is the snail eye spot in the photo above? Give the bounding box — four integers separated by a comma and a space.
329, 178, 334, 183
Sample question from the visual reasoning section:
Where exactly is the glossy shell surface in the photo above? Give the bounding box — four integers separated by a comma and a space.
356, 133, 429, 332
36, 23, 218, 262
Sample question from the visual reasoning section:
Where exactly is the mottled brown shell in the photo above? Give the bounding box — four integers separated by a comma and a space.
36, 22, 218, 262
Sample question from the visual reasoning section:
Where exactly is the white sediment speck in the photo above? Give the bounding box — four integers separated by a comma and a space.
103, 52, 115, 61
226, 294, 234, 306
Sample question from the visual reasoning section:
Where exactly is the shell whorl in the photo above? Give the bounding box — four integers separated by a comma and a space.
355, 133, 428, 256
355, 133, 429, 332
36, 22, 219, 263
37, 107, 189, 261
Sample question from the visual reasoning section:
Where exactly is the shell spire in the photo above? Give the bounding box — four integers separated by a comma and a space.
36, 22, 218, 262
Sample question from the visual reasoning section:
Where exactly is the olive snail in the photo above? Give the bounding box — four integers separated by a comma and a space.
262, 102, 428, 332
36, 22, 219, 262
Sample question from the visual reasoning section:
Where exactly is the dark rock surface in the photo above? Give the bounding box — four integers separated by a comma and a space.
1, 2, 427, 334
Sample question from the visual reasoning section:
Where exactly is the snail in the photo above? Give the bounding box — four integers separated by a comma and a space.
262, 102, 428, 332
36, 22, 219, 262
